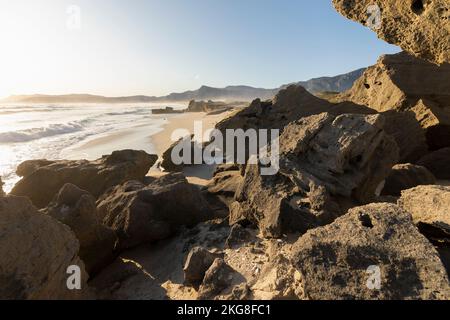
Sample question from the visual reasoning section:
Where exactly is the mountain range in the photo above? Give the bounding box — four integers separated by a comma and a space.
2, 68, 365, 104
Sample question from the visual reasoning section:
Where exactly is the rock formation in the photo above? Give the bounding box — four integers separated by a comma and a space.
381, 163, 436, 196
398, 185, 450, 235
11, 150, 157, 208
217, 85, 375, 133
291, 203, 450, 300
332, 0, 450, 65
230, 112, 399, 237
183, 247, 221, 287
45, 184, 117, 275
97, 173, 212, 250
417, 148, 450, 180
337, 52, 450, 151
398, 186, 450, 275
0, 196, 90, 299
197, 259, 241, 300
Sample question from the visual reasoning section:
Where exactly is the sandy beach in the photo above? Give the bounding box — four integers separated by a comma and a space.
67, 110, 233, 186
150, 111, 233, 156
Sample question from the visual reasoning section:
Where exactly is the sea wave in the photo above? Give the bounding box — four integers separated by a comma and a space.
0, 121, 87, 143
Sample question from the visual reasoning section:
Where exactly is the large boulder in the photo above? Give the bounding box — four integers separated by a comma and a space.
332, 0, 450, 65
337, 52, 450, 151
11, 150, 157, 208
291, 203, 450, 300
417, 148, 450, 180
97, 173, 212, 251
230, 113, 399, 237
340, 53, 450, 152
381, 163, 436, 197
0, 196, 90, 299
45, 184, 117, 275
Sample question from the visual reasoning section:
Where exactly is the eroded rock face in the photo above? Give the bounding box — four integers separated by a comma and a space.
398, 185, 450, 235
198, 259, 240, 300
417, 148, 450, 180
291, 203, 450, 300
183, 247, 220, 287
97, 173, 211, 251
381, 164, 436, 197
332, 0, 450, 65
217, 85, 375, 133
380, 110, 429, 163
10, 150, 157, 209
230, 113, 399, 238
338, 52, 450, 151
0, 196, 89, 299
45, 184, 117, 275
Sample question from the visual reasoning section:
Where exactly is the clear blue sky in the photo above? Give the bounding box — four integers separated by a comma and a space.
0, 0, 400, 97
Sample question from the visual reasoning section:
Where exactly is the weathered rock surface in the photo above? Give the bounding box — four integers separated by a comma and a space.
97, 173, 211, 251
292, 203, 450, 300
225, 224, 253, 249
380, 110, 429, 163
0, 196, 89, 299
411, 99, 450, 150
11, 150, 157, 208
381, 164, 436, 196
338, 52, 450, 151
417, 148, 450, 180
332, 0, 450, 65
45, 184, 117, 275
198, 259, 240, 300
250, 255, 303, 300
398, 185, 450, 235
183, 247, 220, 287
217, 85, 375, 133
205, 167, 243, 207
231, 112, 399, 237
16, 159, 55, 178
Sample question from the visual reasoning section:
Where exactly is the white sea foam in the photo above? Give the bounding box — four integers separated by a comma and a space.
0, 103, 183, 192
0, 121, 86, 143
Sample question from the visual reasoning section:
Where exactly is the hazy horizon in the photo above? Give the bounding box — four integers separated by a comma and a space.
0, 0, 400, 99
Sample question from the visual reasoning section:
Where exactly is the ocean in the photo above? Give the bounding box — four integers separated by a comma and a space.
0, 103, 185, 192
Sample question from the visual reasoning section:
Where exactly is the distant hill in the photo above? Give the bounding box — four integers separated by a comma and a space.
2, 68, 365, 104
282, 68, 366, 93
